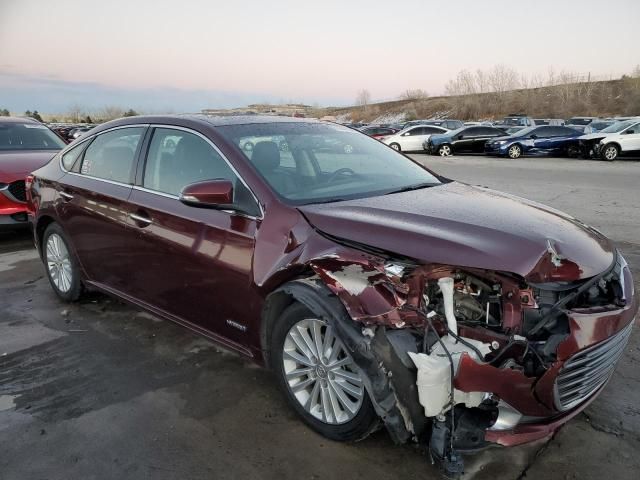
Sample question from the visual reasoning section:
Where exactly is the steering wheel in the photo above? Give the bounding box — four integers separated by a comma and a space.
327, 168, 357, 183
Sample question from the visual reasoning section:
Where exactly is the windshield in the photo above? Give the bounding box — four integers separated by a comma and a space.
510, 126, 536, 137
217, 122, 442, 205
600, 120, 638, 133
0, 122, 66, 151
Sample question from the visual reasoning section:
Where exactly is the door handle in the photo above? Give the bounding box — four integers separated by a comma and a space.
129, 212, 153, 226
58, 191, 74, 201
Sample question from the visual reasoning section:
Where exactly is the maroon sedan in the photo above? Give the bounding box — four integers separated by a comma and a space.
26, 115, 637, 476
0, 117, 66, 228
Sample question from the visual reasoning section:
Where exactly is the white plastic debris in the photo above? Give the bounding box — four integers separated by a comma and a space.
409, 335, 491, 418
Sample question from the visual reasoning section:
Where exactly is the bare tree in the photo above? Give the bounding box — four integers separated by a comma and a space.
99, 106, 125, 121
66, 104, 85, 123
399, 89, 429, 100
355, 89, 371, 107
488, 65, 519, 95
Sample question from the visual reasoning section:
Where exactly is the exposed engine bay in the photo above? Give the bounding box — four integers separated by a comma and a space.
297, 248, 634, 477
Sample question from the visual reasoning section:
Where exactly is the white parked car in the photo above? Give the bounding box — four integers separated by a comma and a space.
592, 120, 640, 160
382, 125, 449, 152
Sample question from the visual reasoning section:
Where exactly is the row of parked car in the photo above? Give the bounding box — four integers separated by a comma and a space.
351, 115, 640, 160
48, 123, 96, 142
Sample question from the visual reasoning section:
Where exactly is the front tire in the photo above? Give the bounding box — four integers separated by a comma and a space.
601, 143, 619, 161
389, 142, 401, 151
43, 223, 83, 302
507, 144, 522, 159
271, 302, 377, 442
438, 144, 452, 156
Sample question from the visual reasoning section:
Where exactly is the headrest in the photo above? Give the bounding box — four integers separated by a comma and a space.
251, 141, 280, 173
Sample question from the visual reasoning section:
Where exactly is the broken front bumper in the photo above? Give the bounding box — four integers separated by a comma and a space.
458, 302, 637, 447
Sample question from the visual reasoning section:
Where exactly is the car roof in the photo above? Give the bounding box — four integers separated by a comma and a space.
88, 114, 323, 136
0, 116, 42, 125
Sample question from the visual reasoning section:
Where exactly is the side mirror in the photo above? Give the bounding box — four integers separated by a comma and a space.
529, 134, 538, 139
402, 132, 410, 136
457, 135, 464, 140
179, 179, 234, 209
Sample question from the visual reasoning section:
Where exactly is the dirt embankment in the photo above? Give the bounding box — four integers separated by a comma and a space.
322, 77, 640, 122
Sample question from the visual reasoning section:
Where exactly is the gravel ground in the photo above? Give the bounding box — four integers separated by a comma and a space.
0, 155, 638, 480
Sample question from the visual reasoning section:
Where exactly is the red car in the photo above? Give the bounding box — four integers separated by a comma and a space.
0, 117, 66, 228
26, 115, 637, 476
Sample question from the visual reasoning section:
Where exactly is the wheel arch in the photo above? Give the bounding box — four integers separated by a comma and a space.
35, 215, 57, 259
261, 276, 425, 443
260, 276, 338, 369
603, 141, 621, 151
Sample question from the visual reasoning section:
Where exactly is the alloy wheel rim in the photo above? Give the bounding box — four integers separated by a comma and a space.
282, 318, 364, 424
509, 145, 520, 158
440, 145, 451, 156
605, 147, 617, 160
391, 144, 400, 150
46, 233, 73, 293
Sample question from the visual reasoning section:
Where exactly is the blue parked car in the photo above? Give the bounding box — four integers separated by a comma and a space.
484, 125, 583, 159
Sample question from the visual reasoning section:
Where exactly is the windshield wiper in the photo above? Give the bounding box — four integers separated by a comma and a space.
384, 182, 438, 195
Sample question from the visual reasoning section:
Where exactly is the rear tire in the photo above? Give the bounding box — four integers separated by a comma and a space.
271, 302, 378, 442
389, 143, 401, 151
42, 223, 83, 302
601, 143, 619, 161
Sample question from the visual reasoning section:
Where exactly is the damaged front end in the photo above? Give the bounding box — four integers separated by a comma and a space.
305, 246, 637, 476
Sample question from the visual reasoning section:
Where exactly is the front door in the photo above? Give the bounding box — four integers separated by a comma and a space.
619, 123, 640, 152
124, 127, 262, 348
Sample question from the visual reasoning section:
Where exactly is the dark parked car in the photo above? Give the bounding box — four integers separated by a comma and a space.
0, 117, 66, 228
566, 116, 598, 126
425, 126, 508, 156
485, 125, 583, 158
358, 125, 399, 139
26, 115, 637, 476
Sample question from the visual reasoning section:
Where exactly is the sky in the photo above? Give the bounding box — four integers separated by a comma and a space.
1, 0, 639, 114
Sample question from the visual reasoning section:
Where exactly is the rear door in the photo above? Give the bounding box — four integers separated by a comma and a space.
124, 126, 261, 347
56, 125, 147, 291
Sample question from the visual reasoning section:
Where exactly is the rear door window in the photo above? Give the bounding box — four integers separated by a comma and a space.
61, 143, 87, 171
80, 127, 144, 183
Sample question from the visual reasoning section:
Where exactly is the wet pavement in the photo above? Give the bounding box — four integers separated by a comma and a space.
1, 156, 639, 479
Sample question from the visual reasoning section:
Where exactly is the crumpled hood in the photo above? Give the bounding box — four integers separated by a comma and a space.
0, 150, 58, 182
299, 182, 614, 282
578, 133, 608, 141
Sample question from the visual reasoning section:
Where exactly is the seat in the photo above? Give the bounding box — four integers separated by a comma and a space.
100, 145, 134, 182
251, 141, 297, 194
